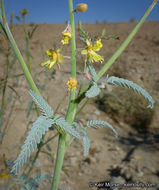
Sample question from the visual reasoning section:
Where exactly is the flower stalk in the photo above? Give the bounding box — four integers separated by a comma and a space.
51, 0, 77, 189
0, 0, 40, 96
97, 0, 157, 79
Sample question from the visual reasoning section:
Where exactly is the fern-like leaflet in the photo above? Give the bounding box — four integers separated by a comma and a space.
11, 116, 55, 174
88, 63, 98, 82
83, 136, 90, 156
107, 76, 154, 109
86, 82, 101, 98
72, 122, 90, 156
29, 90, 53, 117
87, 120, 118, 137
20, 174, 53, 190
78, 20, 89, 44
55, 117, 81, 139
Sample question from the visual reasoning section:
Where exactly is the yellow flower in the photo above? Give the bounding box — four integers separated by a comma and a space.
40, 48, 64, 69
0, 172, 11, 179
81, 39, 104, 63
20, 9, 29, 19
67, 78, 77, 91
61, 31, 72, 45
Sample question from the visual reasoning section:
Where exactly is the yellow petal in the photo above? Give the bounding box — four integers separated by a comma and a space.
81, 49, 88, 55
86, 39, 91, 46
46, 49, 53, 57
92, 40, 103, 51
88, 50, 104, 63
48, 60, 56, 69
40, 59, 51, 67
58, 54, 64, 63
63, 32, 72, 38
61, 36, 69, 44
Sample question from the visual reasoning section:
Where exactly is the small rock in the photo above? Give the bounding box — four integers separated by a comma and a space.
78, 172, 82, 176
75, 151, 81, 156
90, 157, 97, 163
68, 157, 78, 165
94, 110, 100, 116
110, 176, 125, 190
137, 171, 144, 177
35, 159, 41, 168
112, 164, 118, 169
125, 170, 132, 180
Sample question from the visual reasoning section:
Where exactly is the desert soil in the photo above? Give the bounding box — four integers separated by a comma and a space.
0, 21, 159, 190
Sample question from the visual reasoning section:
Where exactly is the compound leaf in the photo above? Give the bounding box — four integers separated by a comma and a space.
55, 117, 81, 139
88, 63, 98, 82
29, 90, 53, 117
11, 116, 55, 174
107, 76, 154, 109
86, 83, 101, 98
87, 120, 118, 137
83, 136, 90, 157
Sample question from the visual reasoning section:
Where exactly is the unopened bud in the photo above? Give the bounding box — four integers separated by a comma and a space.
76, 4, 88, 13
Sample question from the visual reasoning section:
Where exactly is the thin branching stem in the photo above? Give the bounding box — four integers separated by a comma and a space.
75, 0, 158, 107
51, 0, 77, 189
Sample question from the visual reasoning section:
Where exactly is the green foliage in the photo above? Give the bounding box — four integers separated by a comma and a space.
95, 88, 154, 132
28, 25, 38, 39
15, 15, 21, 22
103, 35, 120, 40
55, 116, 81, 139
29, 90, 53, 117
11, 116, 55, 174
107, 76, 154, 109
26, 100, 33, 118
88, 63, 98, 82
20, 174, 53, 190
86, 82, 101, 98
86, 120, 118, 137
72, 122, 90, 156
83, 136, 90, 157
78, 20, 89, 44
101, 29, 106, 37
0, 21, 8, 39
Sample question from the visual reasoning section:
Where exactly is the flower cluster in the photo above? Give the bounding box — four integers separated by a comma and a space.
41, 2, 105, 91
40, 24, 72, 70
81, 39, 104, 63
40, 48, 63, 70
66, 78, 77, 91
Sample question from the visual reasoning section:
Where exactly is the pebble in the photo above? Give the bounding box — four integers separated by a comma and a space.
136, 171, 144, 177
110, 176, 125, 190
35, 159, 41, 168
94, 110, 100, 116
124, 170, 132, 180
90, 157, 97, 163
68, 157, 78, 165
78, 172, 82, 176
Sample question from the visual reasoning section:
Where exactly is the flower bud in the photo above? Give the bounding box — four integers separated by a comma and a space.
76, 4, 88, 13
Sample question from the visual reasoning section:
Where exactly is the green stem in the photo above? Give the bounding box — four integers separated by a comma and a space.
25, 142, 42, 183
75, 0, 158, 106
0, 51, 10, 129
97, 0, 157, 79
64, 0, 159, 155
0, 0, 6, 23
3, 23, 40, 95
75, 98, 89, 116
78, 63, 87, 95
25, 133, 58, 183
51, 0, 77, 189
0, 1, 40, 95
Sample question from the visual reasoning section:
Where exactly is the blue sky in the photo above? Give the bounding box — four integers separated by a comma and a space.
4, 0, 159, 24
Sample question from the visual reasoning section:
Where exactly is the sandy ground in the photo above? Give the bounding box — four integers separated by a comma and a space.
0, 21, 159, 190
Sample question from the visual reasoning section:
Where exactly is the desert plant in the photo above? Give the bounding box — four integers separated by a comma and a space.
0, 1, 157, 190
